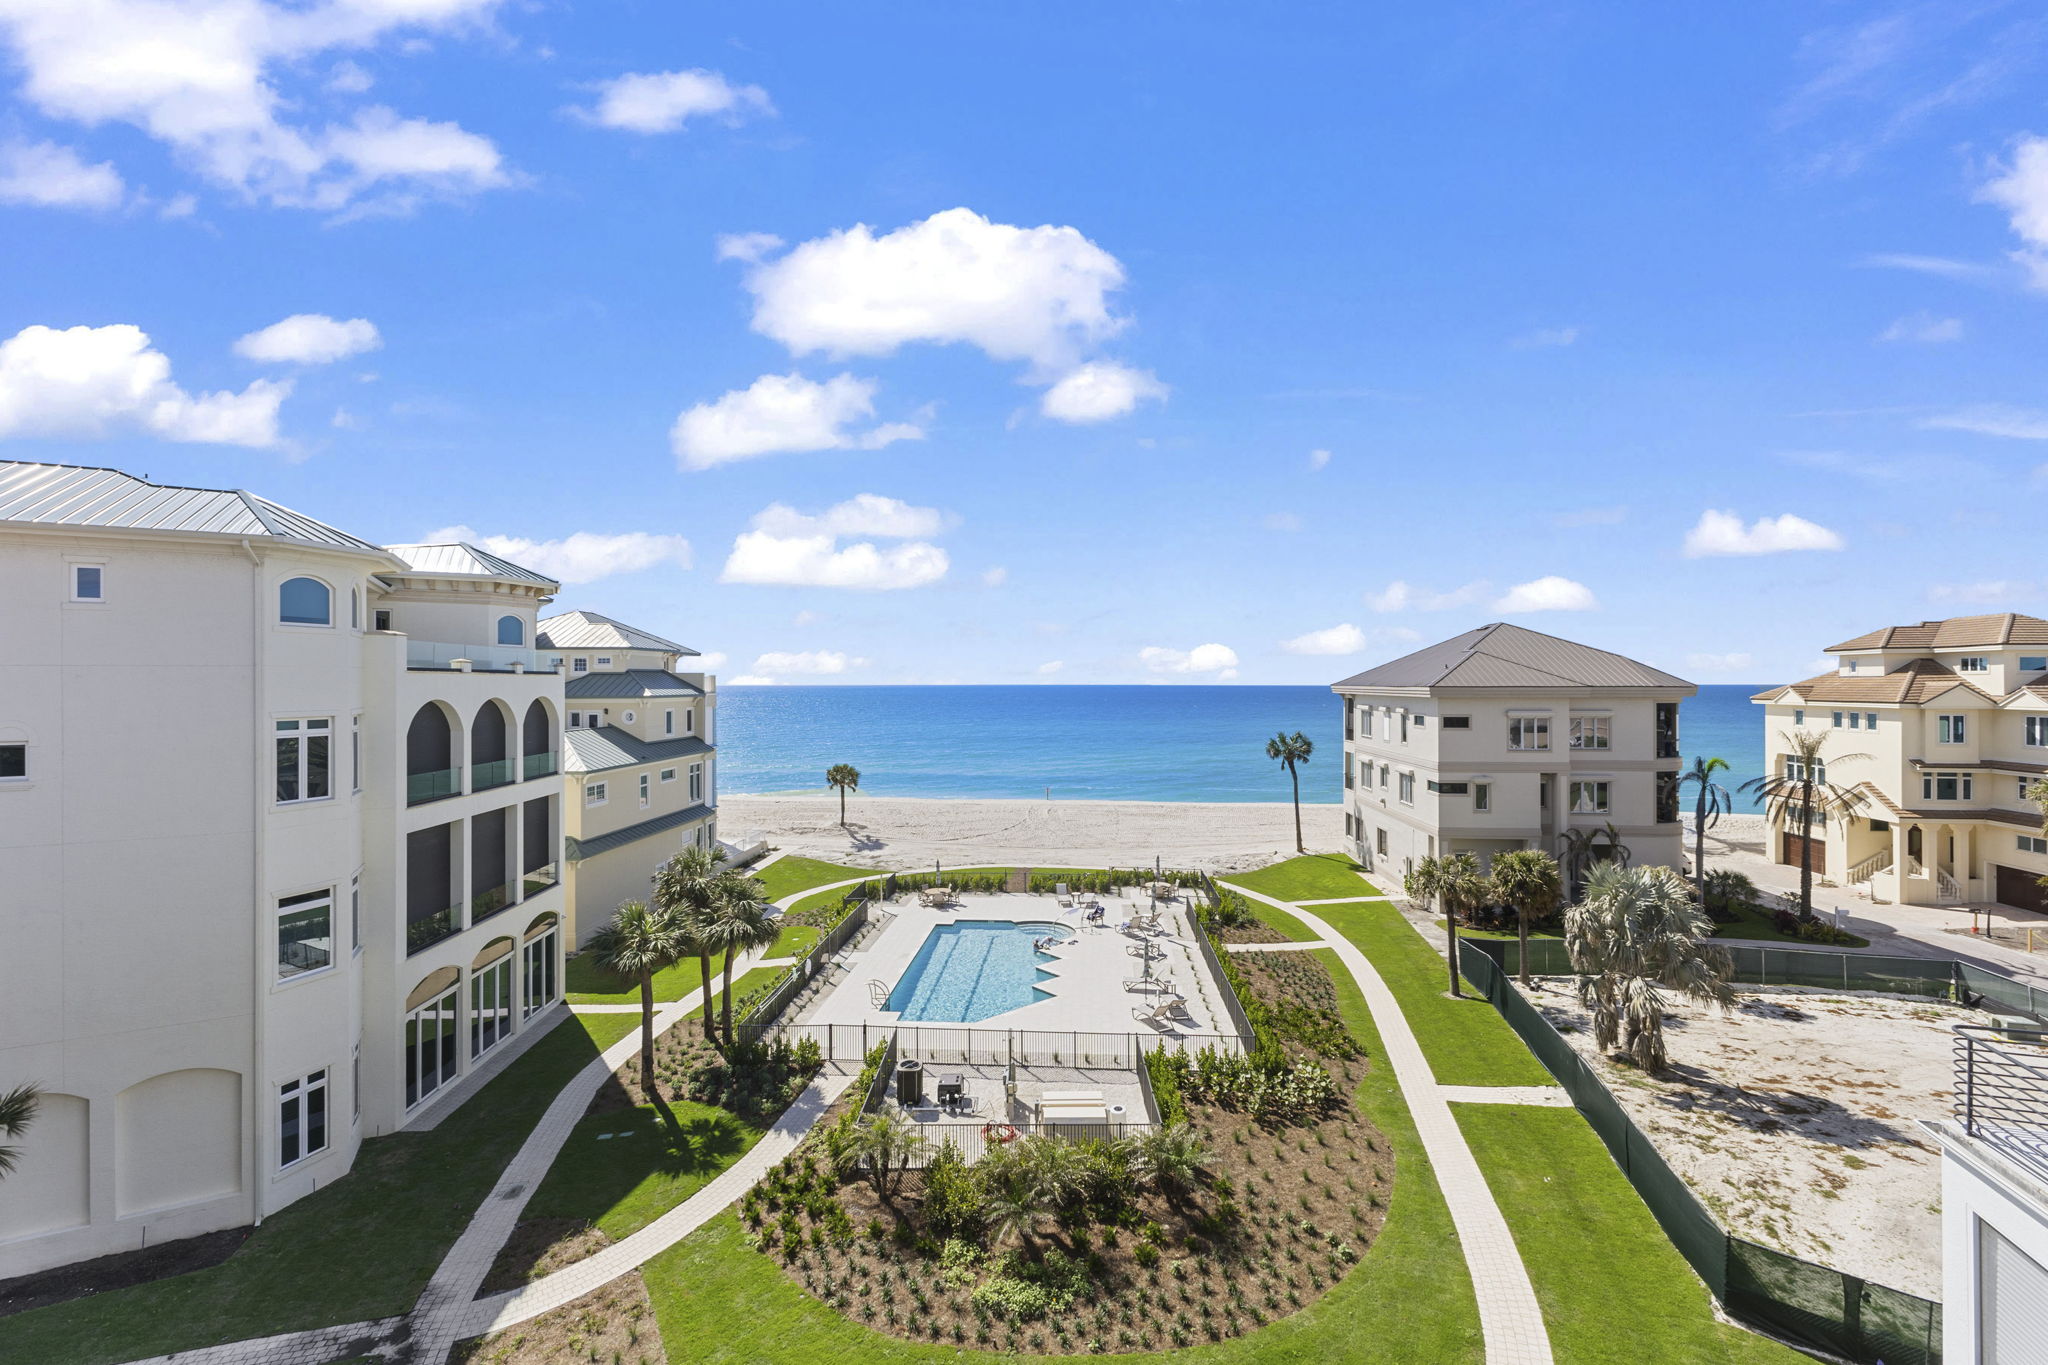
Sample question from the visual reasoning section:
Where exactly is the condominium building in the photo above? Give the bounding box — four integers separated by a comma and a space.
1752, 613, 2048, 911
1330, 623, 1695, 880
0, 461, 580, 1278
537, 611, 718, 945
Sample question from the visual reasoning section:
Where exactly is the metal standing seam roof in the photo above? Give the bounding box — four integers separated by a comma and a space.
562, 728, 714, 774
0, 460, 390, 557
566, 802, 715, 861
380, 542, 560, 588
563, 669, 705, 701
1331, 622, 1693, 691
536, 609, 694, 655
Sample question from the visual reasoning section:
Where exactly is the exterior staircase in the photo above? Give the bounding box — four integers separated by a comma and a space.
1846, 849, 1893, 887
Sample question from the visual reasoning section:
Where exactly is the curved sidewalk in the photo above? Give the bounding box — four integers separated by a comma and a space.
1217, 879, 1555, 1365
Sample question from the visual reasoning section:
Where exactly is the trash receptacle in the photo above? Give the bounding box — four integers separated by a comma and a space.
896, 1057, 924, 1106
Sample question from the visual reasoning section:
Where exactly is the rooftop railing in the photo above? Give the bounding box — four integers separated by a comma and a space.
404, 640, 557, 674
1955, 1023, 2048, 1184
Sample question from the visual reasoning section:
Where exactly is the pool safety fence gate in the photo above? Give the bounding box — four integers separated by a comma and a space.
738, 896, 873, 1041
761, 1021, 1244, 1067
1458, 942, 1942, 1365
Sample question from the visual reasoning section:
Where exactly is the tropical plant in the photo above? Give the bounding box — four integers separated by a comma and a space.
585, 899, 689, 1095
1565, 864, 1735, 1073
1489, 848, 1561, 988
921, 1140, 985, 1239
979, 1174, 1042, 1251
705, 871, 780, 1046
848, 1107, 930, 1200
1404, 852, 1488, 998
1740, 731, 1869, 920
1559, 821, 1631, 899
651, 843, 727, 1046
1700, 868, 1755, 918
0, 1083, 40, 1178
1264, 731, 1315, 853
826, 763, 861, 826
1678, 756, 1733, 909
1129, 1122, 1206, 1201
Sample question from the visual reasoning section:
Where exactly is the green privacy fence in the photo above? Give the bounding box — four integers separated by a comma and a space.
1458, 943, 1943, 1365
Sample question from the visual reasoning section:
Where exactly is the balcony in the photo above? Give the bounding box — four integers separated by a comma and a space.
1954, 1023, 2048, 1182
407, 907, 459, 955
471, 883, 511, 924
408, 767, 461, 806
522, 862, 559, 898
472, 758, 515, 792
523, 752, 557, 780
405, 640, 558, 674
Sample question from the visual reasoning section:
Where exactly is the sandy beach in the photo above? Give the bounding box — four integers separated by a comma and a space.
720, 793, 1343, 872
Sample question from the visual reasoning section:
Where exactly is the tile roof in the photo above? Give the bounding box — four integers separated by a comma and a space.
0, 460, 389, 557
381, 541, 559, 588
562, 727, 713, 773
563, 669, 704, 701
1751, 658, 1994, 706
566, 802, 715, 861
536, 609, 693, 654
1827, 613, 2048, 652
1331, 622, 1692, 691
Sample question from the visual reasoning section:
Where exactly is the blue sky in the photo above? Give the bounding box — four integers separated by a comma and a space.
4, 2, 2048, 686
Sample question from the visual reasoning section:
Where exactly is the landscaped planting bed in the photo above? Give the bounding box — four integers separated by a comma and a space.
454, 1279, 667, 1365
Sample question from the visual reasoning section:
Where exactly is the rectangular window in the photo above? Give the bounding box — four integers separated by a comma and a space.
660, 767, 676, 783
351, 715, 360, 793
1413, 715, 1427, 728
684, 709, 696, 735
1397, 772, 1415, 803
1866, 712, 1878, 730
2027, 716, 2048, 747
638, 773, 650, 808
350, 874, 360, 954
1473, 782, 1490, 812
573, 657, 588, 673
1656, 770, 1681, 824
2024, 779, 2035, 801
1847, 660, 1859, 672
688, 763, 704, 801
2023, 656, 2048, 672
2019, 835, 2048, 855
274, 718, 332, 804
404, 983, 460, 1109
1442, 716, 1470, 729
1345, 763, 1354, 790
1507, 716, 1550, 751
277, 889, 332, 979
663, 709, 674, 735
1399, 713, 1408, 742
278, 1069, 328, 1168
352, 1043, 361, 1125
1568, 715, 1611, 750
596, 656, 612, 667
1924, 773, 1970, 801
586, 782, 607, 806
1375, 828, 1388, 856
1938, 714, 1966, 744
71, 564, 104, 601
1793, 709, 1805, 726
0, 741, 24, 781
373, 608, 392, 631
1427, 780, 1468, 794
1958, 656, 1989, 672
1833, 711, 1844, 728
1378, 763, 1389, 788
1360, 710, 1373, 738
523, 925, 559, 1018
1848, 711, 1861, 729
1569, 780, 1611, 814
471, 954, 514, 1060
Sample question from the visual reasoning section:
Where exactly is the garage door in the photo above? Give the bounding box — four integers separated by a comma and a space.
1994, 864, 2048, 915
1781, 832, 1827, 877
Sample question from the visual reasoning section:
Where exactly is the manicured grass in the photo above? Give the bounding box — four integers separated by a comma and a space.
1248, 899, 1324, 942
1711, 897, 1870, 948
0, 1011, 641, 1365
567, 950, 730, 1005
523, 1101, 766, 1240
1228, 853, 1381, 903
1457, 1106, 1805, 1364
755, 855, 876, 903
1435, 919, 1562, 943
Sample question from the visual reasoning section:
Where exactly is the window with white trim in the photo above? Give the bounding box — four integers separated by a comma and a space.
2026, 716, 2048, 748
350, 715, 361, 793
350, 874, 360, 954
274, 718, 332, 803
1507, 716, 1550, 751
1359, 709, 1373, 738
683, 708, 695, 735
523, 924, 559, 1018
1832, 711, 1845, 728
277, 889, 332, 979
0, 742, 24, 782
586, 782, 608, 807
1375, 828, 1388, 856
1938, 714, 1966, 744
1378, 763, 1389, 788
663, 709, 674, 735
596, 656, 612, 667
2019, 835, 2048, 856
660, 767, 676, 783
573, 657, 588, 673
1957, 656, 1989, 672
1921, 772, 1971, 801
1569, 780, 1611, 814
688, 762, 704, 801
1473, 782, 1490, 812
1865, 712, 1877, 730
1397, 772, 1414, 803
639, 773, 650, 808
71, 564, 104, 601
1793, 708, 1805, 726
1569, 715, 1611, 750
2023, 778, 2035, 801
279, 577, 331, 626
1848, 711, 1861, 729
278, 1068, 328, 1168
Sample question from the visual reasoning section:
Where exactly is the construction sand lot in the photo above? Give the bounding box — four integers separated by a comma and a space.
1525, 982, 1963, 1299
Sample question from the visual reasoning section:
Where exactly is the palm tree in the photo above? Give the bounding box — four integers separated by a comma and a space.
1489, 849, 1561, 988
1559, 821, 1631, 900
826, 764, 861, 826
1264, 731, 1314, 853
1740, 731, 1869, 921
706, 872, 780, 1047
585, 899, 689, 1096
1678, 756, 1733, 909
1566, 863, 1735, 1074
849, 1108, 930, 1201
651, 845, 726, 1046
1405, 852, 1488, 998
0, 1083, 40, 1178
1129, 1122, 1206, 1201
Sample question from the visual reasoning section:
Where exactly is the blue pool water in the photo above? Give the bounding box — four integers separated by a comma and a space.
886, 920, 1066, 1023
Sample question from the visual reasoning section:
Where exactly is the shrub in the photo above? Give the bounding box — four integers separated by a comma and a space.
970, 1250, 1091, 1321
921, 1139, 985, 1239
1132, 1242, 1160, 1269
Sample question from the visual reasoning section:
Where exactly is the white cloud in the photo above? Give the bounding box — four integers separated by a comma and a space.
749, 494, 945, 540
1511, 325, 1580, 349
419, 524, 690, 584
0, 139, 123, 209
1929, 580, 2033, 604
726, 674, 777, 686
1979, 134, 2048, 289
1686, 651, 1755, 674
716, 231, 783, 263
1920, 405, 2048, 440
1260, 512, 1301, 533
1140, 643, 1239, 678
1307, 448, 1331, 471
0, 322, 287, 447
982, 566, 1008, 587
1366, 579, 1489, 612
331, 407, 359, 429
670, 372, 924, 469
1495, 576, 1598, 612
753, 650, 862, 675
694, 651, 727, 670
326, 60, 373, 95
791, 610, 821, 626
1856, 252, 1993, 279
570, 69, 773, 134
1039, 361, 1167, 423
235, 314, 381, 365
1876, 311, 1962, 343
1036, 660, 1064, 675
1682, 509, 1845, 557
1280, 623, 1367, 656
721, 532, 949, 591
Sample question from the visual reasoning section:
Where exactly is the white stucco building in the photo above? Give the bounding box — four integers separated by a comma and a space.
1330, 623, 1695, 881
1752, 613, 2048, 911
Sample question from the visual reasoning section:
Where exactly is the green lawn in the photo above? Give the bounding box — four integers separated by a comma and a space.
523, 1100, 767, 1240
0, 1011, 641, 1365
1457, 1106, 1804, 1365
755, 855, 876, 903
1226, 854, 1381, 903
566, 930, 820, 1006
1711, 898, 1870, 948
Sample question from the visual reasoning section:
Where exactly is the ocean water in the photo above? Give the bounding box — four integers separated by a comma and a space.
717, 682, 1770, 807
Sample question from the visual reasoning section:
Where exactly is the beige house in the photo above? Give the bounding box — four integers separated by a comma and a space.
1753, 613, 2048, 912
1331, 623, 1695, 882
537, 611, 717, 944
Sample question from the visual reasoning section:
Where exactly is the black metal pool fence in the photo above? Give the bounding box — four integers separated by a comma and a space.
1458, 941, 1945, 1365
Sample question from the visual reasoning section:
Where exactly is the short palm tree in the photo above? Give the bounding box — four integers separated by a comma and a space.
651, 844, 726, 1046
1559, 822, 1630, 900
826, 763, 861, 826
850, 1108, 930, 1201
1404, 852, 1488, 998
1740, 731, 1869, 920
0, 1083, 40, 1178
1489, 849, 1561, 988
1566, 863, 1735, 1074
1264, 731, 1315, 853
706, 872, 780, 1047
585, 899, 689, 1096
1679, 756, 1733, 909
1130, 1122, 1206, 1201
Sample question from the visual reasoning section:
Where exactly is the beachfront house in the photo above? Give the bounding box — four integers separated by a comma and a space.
1752, 613, 2048, 911
1329, 623, 1695, 881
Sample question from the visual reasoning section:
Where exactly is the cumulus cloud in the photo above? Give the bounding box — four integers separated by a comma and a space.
0, 323, 287, 447
1876, 312, 1962, 343
1920, 405, 2048, 440
1140, 643, 1239, 678
694, 652, 727, 670
716, 231, 783, 263
0, 139, 123, 209
749, 493, 946, 540
1683, 509, 1845, 557
1307, 448, 1331, 471
1037, 660, 1064, 675
753, 650, 861, 675
721, 497, 950, 590
1366, 579, 1489, 612
1495, 576, 1598, 612
670, 372, 924, 469
1687, 651, 1755, 674
1280, 623, 1368, 656
1511, 325, 1580, 349
569, 69, 773, 133
1039, 361, 1167, 423
420, 524, 690, 584
235, 314, 381, 365
1978, 134, 2048, 288
726, 674, 777, 686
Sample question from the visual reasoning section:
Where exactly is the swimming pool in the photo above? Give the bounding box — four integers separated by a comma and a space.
885, 919, 1065, 1023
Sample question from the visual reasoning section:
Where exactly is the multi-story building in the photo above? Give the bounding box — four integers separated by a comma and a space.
0, 462, 573, 1278
1330, 623, 1695, 881
538, 611, 717, 945
1752, 613, 2048, 911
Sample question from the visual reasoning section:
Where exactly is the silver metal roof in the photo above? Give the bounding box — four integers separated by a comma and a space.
382, 541, 559, 588
536, 609, 693, 655
0, 460, 389, 557
1332, 623, 1694, 692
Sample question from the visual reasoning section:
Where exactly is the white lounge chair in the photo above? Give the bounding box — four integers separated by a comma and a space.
1132, 996, 1186, 1029
1056, 883, 1074, 907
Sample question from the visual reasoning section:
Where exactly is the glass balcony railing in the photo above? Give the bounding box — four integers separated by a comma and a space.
471, 884, 510, 922
407, 767, 461, 805
522, 862, 559, 898
406, 907, 459, 955
523, 752, 557, 780
404, 640, 556, 673
472, 758, 515, 791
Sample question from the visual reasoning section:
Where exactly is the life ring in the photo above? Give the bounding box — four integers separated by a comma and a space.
982, 1122, 1019, 1144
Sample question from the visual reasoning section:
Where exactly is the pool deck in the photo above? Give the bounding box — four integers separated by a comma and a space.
796, 889, 1231, 1039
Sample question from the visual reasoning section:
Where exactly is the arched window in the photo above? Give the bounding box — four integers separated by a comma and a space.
279, 577, 331, 626
497, 615, 524, 646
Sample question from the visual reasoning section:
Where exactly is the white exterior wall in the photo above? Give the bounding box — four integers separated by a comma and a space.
1933, 1124, 2048, 1365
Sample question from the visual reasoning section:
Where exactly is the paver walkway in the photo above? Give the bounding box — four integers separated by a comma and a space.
1218, 879, 1556, 1365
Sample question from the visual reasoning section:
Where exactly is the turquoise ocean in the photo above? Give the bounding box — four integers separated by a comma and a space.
719, 683, 1769, 809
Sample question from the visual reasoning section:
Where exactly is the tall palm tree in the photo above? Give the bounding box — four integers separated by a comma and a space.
1678, 756, 1733, 910
826, 763, 861, 826
0, 1083, 40, 1178
1405, 852, 1488, 998
1489, 849, 1561, 988
585, 899, 689, 1096
707, 871, 780, 1046
1264, 731, 1314, 853
1740, 730, 1869, 921
1566, 864, 1735, 1074
651, 844, 726, 1046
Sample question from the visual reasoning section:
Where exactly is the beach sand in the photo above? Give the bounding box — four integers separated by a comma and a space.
719, 793, 1343, 872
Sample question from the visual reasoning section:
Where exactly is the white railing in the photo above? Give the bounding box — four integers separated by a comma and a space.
1847, 849, 1893, 886
1936, 868, 1963, 903
404, 640, 555, 673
